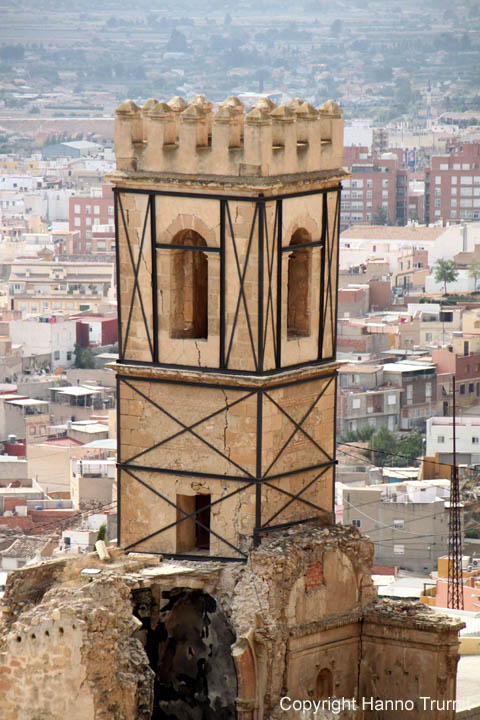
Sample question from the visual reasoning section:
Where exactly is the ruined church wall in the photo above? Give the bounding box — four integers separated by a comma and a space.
360, 612, 461, 720
0, 526, 463, 720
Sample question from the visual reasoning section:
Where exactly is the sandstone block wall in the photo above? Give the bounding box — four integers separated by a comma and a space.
115, 182, 341, 372
118, 364, 336, 556
115, 95, 343, 178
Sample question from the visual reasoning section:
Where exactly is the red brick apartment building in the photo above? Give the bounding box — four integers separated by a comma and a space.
425, 141, 480, 225
68, 184, 114, 252
341, 146, 408, 228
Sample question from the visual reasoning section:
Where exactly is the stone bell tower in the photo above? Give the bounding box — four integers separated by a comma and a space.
0, 98, 463, 720
110, 93, 346, 560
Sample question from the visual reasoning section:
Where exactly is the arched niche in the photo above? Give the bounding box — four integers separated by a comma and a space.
287, 228, 312, 340
316, 667, 333, 699
170, 229, 208, 339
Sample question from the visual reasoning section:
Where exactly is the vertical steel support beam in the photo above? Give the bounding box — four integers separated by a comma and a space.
258, 197, 265, 372
254, 389, 263, 547
116, 372, 122, 546
333, 189, 341, 352
150, 194, 159, 364
220, 198, 226, 369
276, 198, 283, 369
318, 192, 328, 360
114, 189, 123, 360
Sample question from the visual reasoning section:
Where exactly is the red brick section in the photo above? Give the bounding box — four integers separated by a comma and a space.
305, 561, 324, 591
371, 563, 397, 577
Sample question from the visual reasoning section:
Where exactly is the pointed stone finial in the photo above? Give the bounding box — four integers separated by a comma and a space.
142, 98, 159, 114
296, 101, 318, 118
215, 105, 237, 122
252, 97, 276, 113
288, 98, 303, 112
115, 100, 141, 116
191, 94, 214, 113
149, 101, 173, 117
181, 103, 207, 119
318, 100, 343, 117
168, 96, 188, 112
271, 105, 295, 121
221, 96, 245, 112
246, 106, 271, 123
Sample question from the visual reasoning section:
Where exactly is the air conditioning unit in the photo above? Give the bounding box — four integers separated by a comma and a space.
472, 558, 480, 568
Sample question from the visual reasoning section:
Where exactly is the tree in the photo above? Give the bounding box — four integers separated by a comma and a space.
434, 259, 458, 294
469, 261, 480, 290
74, 343, 95, 369
369, 426, 397, 467
373, 206, 388, 226
397, 433, 424, 466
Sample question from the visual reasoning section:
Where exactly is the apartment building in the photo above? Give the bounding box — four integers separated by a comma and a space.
393, 249, 428, 292
382, 360, 437, 431
8, 258, 114, 314
337, 318, 391, 357
337, 364, 402, 436
343, 480, 452, 573
450, 307, 480, 356
70, 456, 116, 509
341, 146, 408, 227
425, 141, 480, 224
0, 394, 50, 444
396, 304, 463, 350
426, 415, 480, 466
8, 315, 77, 370
432, 347, 480, 416
68, 183, 114, 250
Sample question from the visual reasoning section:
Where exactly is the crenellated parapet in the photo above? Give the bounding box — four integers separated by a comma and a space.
114, 94, 343, 177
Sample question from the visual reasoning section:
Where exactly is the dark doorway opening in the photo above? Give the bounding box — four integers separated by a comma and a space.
195, 494, 211, 550
176, 494, 211, 554
132, 588, 238, 720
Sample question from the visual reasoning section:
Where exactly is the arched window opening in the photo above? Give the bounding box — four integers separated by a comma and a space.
316, 668, 333, 699
170, 229, 208, 339
287, 228, 312, 339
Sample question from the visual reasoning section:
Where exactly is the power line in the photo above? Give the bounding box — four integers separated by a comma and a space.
337, 439, 456, 470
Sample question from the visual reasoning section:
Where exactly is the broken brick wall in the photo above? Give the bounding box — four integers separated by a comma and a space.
0, 525, 463, 720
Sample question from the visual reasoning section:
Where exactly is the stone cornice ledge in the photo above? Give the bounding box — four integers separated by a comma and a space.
290, 607, 364, 638
110, 360, 341, 389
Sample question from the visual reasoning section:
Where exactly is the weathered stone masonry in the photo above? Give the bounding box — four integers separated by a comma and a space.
0, 526, 463, 719
0, 93, 465, 720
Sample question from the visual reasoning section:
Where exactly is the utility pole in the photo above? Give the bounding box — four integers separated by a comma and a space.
448, 375, 464, 609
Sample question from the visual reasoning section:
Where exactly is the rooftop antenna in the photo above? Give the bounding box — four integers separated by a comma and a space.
447, 375, 464, 609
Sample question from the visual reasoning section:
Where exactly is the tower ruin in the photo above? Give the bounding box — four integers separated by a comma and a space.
0, 95, 464, 720
112, 94, 345, 559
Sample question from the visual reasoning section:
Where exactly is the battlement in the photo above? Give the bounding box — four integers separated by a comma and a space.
115, 94, 344, 178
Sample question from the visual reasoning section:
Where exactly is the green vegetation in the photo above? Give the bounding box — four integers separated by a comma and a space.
369, 428, 424, 467
74, 344, 95, 369
340, 425, 376, 443
434, 259, 459, 294
372, 206, 388, 226
469, 262, 480, 290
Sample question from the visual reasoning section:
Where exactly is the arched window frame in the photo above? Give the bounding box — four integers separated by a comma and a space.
169, 229, 209, 340
287, 227, 312, 340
